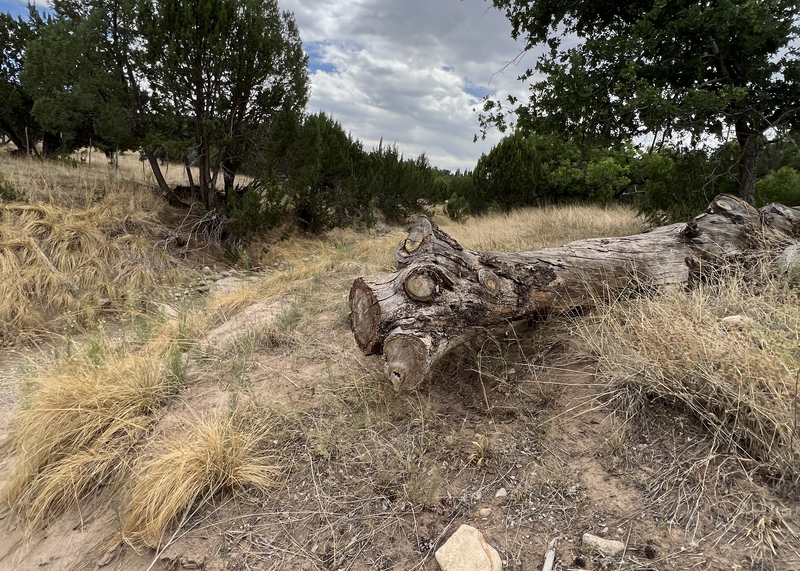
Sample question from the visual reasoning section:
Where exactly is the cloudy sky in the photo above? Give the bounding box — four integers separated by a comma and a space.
2, 0, 532, 171
281, 0, 530, 170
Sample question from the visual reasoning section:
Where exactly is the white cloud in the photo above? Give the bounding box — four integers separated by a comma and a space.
281, 0, 532, 171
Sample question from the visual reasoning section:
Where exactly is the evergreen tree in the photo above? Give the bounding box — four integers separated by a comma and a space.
0, 7, 55, 155
139, 0, 309, 209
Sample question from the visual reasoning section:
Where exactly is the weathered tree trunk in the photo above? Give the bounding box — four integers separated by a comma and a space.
736, 121, 762, 206
144, 149, 171, 196
349, 195, 800, 390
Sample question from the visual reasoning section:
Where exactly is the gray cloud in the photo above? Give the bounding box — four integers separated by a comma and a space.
282, 0, 532, 171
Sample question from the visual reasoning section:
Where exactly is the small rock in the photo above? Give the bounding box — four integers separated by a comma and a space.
582, 533, 625, 558
155, 303, 179, 319
197, 285, 211, 294
435, 525, 503, 571
720, 315, 754, 330
479, 507, 492, 517
495, 488, 508, 498
202, 266, 213, 276
616, 527, 625, 537
99, 298, 111, 309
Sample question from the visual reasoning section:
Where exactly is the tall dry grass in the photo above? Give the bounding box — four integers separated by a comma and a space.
0, 330, 186, 532
579, 276, 800, 482
438, 203, 646, 252
0, 156, 187, 338
120, 412, 278, 551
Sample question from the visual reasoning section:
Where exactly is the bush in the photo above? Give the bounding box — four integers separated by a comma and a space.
585, 157, 630, 204
634, 145, 738, 226
755, 166, 800, 207
444, 192, 469, 222
0, 176, 25, 202
220, 176, 287, 243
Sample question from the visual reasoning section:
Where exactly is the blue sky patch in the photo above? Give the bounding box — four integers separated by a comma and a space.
305, 41, 338, 75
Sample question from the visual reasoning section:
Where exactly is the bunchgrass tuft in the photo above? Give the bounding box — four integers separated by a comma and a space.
1, 335, 185, 532
120, 412, 278, 551
580, 276, 800, 483
0, 157, 186, 340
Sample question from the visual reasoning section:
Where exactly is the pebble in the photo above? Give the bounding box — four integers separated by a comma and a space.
495, 488, 508, 498
582, 533, 625, 557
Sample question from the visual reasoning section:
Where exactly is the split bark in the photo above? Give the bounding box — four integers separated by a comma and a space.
349, 195, 800, 390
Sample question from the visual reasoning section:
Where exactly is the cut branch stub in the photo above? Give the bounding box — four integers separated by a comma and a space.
349, 196, 800, 389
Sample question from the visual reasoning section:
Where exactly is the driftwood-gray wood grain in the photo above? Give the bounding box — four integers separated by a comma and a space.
349, 195, 800, 390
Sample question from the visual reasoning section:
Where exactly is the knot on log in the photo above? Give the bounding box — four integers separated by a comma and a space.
403, 265, 454, 302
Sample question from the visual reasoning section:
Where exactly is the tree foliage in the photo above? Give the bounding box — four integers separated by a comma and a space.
472, 132, 632, 211
485, 0, 800, 204
139, 0, 309, 209
0, 7, 50, 155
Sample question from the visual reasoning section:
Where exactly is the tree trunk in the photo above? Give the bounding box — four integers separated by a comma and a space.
736, 121, 761, 205
349, 195, 800, 390
143, 148, 170, 196
40, 131, 61, 157
182, 153, 196, 192
198, 132, 216, 210
222, 155, 241, 196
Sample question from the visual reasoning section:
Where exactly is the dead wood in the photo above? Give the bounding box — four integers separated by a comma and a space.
349, 195, 800, 390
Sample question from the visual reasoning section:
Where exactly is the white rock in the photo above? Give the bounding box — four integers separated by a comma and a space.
582, 533, 625, 557
155, 303, 179, 319
479, 507, 492, 517
719, 315, 754, 330
495, 488, 508, 498
202, 266, 213, 276
435, 525, 502, 571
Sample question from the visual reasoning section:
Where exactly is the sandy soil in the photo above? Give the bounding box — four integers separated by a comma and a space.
1, 305, 797, 571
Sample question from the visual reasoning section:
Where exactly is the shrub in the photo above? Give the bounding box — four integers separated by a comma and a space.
444, 192, 469, 222
0, 175, 25, 202
755, 166, 800, 207
220, 175, 288, 244
585, 157, 630, 204
634, 145, 738, 226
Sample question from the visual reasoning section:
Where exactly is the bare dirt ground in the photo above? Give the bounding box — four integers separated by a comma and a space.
2, 306, 796, 571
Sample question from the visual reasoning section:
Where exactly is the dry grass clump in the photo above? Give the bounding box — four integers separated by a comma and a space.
580, 277, 800, 483
439, 203, 646, 252
120, 412, 278, 551
210, 228, 399, 318
1, 335, 185, 531
0, 161, 185, 338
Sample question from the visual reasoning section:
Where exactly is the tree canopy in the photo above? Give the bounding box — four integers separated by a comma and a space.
17, 0, 309, 208
484, 0, 800, 204
139, 0, 309, 208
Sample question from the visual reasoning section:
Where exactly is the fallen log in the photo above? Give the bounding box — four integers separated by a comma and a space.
349, 195, 800, 390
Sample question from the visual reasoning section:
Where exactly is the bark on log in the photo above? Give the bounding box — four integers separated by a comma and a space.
349, 195, 800, 390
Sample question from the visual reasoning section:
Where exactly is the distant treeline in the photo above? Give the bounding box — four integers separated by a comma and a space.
2, 1, 799, 240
